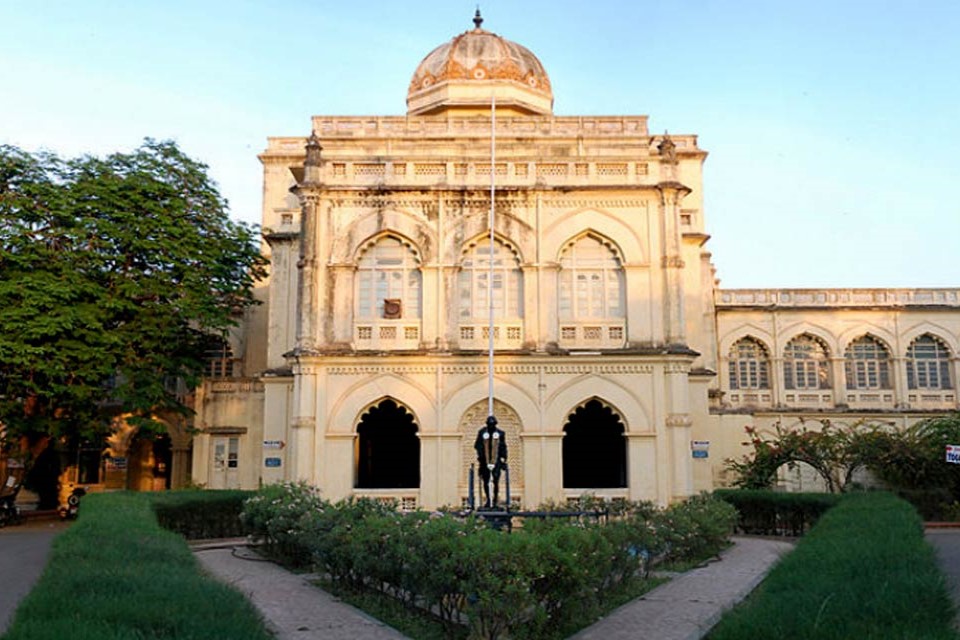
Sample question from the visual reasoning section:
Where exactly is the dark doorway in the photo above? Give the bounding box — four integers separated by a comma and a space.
562, 399, 627, 488
356, 399, 420, 489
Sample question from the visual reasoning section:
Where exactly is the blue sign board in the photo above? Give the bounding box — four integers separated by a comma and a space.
264, 457, 282, 468
692, 450, 708, 459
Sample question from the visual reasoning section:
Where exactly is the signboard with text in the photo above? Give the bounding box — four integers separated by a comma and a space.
946, 445, 960, 464
691, 440, 710, 459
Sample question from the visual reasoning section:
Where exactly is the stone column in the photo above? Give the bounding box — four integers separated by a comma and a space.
295, 132, 324, 352
830, 357, 846, 406
657, 184, 691, 346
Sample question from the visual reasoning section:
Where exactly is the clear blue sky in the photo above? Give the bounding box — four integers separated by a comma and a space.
2, 1, 957, 288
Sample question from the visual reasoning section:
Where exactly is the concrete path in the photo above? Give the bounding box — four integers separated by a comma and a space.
925, 528, 960, 629
196, 536, 790, 640
570, 537, 793, 640
194, 545, 409, 640
0, 520, 68, 635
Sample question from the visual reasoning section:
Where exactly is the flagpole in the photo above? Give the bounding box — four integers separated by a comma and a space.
487, 93, 496, 420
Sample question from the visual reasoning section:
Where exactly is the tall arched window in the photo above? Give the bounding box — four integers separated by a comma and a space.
907, 334, 952, 390
728, 337, 770, 389
783, 335, 831, 390
356, 236, 421, 320
558, 235, 624, 320
457, 238, 523, 348
458, 239, 522, 321
844, 335, 891, 390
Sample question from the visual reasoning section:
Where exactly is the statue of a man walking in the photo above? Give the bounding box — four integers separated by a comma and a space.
474, 415, 508, 509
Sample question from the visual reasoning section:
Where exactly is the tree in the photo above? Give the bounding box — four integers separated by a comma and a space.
0, 140, 267, 457
725, 419, 882, 493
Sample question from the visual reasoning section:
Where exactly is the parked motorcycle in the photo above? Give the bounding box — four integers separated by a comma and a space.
58, 486, 87, 520
0, 477, 23, 528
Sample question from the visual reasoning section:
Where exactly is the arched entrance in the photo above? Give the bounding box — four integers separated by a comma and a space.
128, 433, 173, 491
562, 399, 627, 489
355, 399, 420, 489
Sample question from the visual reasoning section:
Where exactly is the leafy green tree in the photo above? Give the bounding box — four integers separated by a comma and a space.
725, 420, 882, 493
0, 140, 266, 455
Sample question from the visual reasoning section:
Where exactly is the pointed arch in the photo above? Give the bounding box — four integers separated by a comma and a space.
355, 397, 420, 489
545, 375, 650, 433
329, 373, 435, 436
718, 325, 774, 355
544, 207, 645, 263
561, 398, 627, 489
333, 207, 437, 263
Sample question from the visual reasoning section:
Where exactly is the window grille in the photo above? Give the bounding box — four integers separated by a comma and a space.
844, 336, 891, 390
728, 338, 770, 390
597, 163, 627, 176
355, 163, 385, 177
414, 163, 445, 176
907, 334, 952, 390
783, 335, 830, 390
558, 235, 624, 321
537, 163, 568, 177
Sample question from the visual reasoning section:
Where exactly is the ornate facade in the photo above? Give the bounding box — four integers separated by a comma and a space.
190, 18, 960, 507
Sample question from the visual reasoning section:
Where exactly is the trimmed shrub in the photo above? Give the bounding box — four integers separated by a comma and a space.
708, 492, 958, 640
714, 489, 841, 536
4, 492, 272, 640
151, 489, 254, 539
242, 486, 737, 639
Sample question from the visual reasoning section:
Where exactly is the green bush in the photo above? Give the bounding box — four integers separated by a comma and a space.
242, 486, 737, 639
708, 492, 958, 640
3, 492, 272, 640
714, 489, 841, 536
151, 489, 254, 539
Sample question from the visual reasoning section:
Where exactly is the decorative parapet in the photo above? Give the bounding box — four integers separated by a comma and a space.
716, 288, 960, 309
260, 117, 702, 190
308, 115, 652, 139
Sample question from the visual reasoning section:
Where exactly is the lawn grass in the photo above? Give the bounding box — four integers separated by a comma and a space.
2, 492, 272, 640
708, 492, 959, 640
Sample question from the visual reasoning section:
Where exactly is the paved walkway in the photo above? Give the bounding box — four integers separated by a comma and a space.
194, 545, 408, 640
571, 537, 793, 640
195, 536, 792, 640
0, 520, 68, 635
925, 528, 960, 630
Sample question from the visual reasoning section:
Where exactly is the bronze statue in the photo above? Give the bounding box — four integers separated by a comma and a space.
474, 415, 507, 509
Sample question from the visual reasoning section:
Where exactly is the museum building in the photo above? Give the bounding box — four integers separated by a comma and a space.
189, 16, 960, 506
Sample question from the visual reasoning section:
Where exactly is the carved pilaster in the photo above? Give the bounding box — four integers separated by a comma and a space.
296, 192, 321, 351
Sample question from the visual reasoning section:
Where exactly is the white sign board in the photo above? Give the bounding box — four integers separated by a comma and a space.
947, 445, 960, 464
263, 440, 286, 449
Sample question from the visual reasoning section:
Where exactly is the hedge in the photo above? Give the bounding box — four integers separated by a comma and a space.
713, 489, 841, 536
151, 489, 254, 539
708, 492, 958, 640
242, 483, 737, 639
2, 492, 272, 640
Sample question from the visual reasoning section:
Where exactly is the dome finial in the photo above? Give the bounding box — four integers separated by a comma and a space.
473, 6, 483, 29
